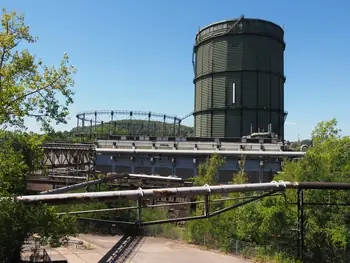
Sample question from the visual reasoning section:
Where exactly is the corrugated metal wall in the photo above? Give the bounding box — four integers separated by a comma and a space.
194, 18, 285, 139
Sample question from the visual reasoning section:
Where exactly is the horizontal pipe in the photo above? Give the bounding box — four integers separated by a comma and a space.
16, 181, 350, 205
18, 181, 296, 204
97, 148, 305, 157
297, 182, 350, 190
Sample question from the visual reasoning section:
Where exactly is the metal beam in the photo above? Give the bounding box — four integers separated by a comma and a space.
18, 181, 293, 204
77, 217, 135, 225
113, 173, 183, 182
141, 215, 206, 226
58, 206, 138, 216
141, 190, 278, 226
209, 190, 278, 217
58, 195, 285, 216
97, 148, 305, 157
296, 182, 350, 190
48, 175, 88, 180
17, 182, 350, 205
40, 174, 119, 195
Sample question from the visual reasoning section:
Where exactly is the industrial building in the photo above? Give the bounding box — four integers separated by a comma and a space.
95, 136, 303, 183
194, 17, 286, 139
75, 17, 302, 183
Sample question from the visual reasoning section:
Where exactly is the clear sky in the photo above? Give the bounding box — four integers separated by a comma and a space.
2, 0, 350, 140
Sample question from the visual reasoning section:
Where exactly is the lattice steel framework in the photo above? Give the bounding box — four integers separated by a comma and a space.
75, 110, 193, 139
41, 143, 96, 179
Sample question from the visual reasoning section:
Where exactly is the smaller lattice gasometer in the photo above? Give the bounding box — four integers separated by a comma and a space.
193, 17, 287, 139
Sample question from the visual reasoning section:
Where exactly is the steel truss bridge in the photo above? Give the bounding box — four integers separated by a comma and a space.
41, 143, 96, 169
28, 143, 96, 191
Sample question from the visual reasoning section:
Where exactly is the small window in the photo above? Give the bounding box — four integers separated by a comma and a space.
232, 83, 236, 104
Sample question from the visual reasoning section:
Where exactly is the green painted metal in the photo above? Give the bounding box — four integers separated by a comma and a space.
194, 18, 286, 139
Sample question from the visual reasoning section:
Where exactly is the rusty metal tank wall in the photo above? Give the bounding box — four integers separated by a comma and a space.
194, 18, 286, 139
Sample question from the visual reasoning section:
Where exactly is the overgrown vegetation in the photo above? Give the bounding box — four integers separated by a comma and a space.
0, 9, 77, 262
57, 182, 183, 239
185, 118, 350, 262
1, 7, 349, 263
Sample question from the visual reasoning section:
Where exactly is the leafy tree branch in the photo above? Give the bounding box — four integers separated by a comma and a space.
0, 8, 75, 131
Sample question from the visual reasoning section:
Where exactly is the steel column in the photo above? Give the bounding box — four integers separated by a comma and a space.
90, 120, 92, 140
204, 195, 209, 217
129, 111, 133, 135
297, 189, 305, 261
76, 117, 79, 139
94, 111, 97, 137
137, 196, 142, 226
148, 112, 151, 137
163, 115, 166, 137
82, 113, 85, 140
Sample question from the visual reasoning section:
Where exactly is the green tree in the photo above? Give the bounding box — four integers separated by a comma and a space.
187, 119, 350, 262
0, 9, 75, 132
0, 131, 78, 262
193, 154, 225, 186
278, 119, 350, 262
0, 9, 77, 262
0, 131, 44, 194
311, 118, 340, 145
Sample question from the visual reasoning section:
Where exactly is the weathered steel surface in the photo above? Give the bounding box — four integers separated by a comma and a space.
17, 182, 350, 205
194, 17, 286, 139
40, 174, 119, 195
17, 181, 296, 204
41, 143, 95, 169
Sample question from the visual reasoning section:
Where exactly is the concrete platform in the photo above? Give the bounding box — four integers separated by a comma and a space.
44, 234, 251, 263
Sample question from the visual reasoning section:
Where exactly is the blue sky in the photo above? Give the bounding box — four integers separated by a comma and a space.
2, 0, 350, 140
